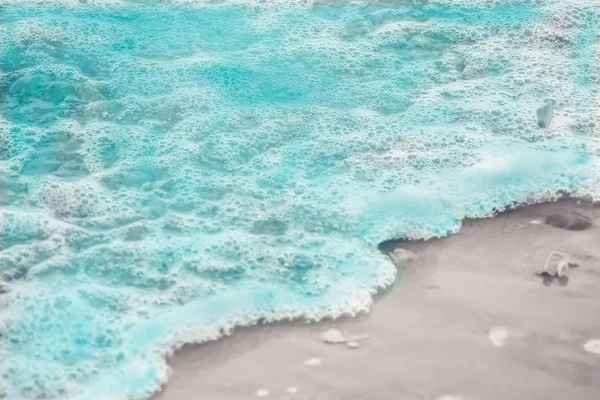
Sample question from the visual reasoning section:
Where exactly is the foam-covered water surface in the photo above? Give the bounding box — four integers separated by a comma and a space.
0, 1, 598, 399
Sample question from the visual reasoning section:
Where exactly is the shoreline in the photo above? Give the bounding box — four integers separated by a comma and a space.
153, 197, 600, 400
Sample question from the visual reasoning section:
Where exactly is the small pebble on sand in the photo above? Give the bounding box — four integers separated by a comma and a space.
437, 395, 462, 400
489, 326, 509, 347
545, 212, 592, 231
583, 339, 600, 354
529, 219, 542, 225
303, 357, 322, 366
286, 387, 298, 394
346, 340, 359, 349
256, 389, 269, 397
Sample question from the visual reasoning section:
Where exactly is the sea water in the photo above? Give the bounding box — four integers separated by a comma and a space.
0, 0, 598, 398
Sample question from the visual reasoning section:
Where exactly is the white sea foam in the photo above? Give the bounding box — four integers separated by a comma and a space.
0, 1, 598, 399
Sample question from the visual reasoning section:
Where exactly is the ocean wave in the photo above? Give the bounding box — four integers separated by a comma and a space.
0, 1, 598, 399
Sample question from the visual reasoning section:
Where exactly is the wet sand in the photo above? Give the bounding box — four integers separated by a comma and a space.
154, 198, 600, 400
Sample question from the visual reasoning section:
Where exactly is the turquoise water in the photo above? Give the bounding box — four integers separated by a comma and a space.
0, 0, 598, 398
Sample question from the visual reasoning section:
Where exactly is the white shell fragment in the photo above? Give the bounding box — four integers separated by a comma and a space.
286, 387, 298, 394
489, 326, 509, 347
583, 339, 600, 355
320, 328, 345, 344
256, 389, 269, 397
437, 396, 463, 400
303, 357, 322, 366
319, 329, 368, 346
557, 260, 569, 278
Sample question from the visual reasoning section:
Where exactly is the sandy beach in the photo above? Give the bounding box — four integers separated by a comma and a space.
153, 198, 600, 400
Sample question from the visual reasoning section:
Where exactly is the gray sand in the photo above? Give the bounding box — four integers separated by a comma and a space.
154, 199, 600, 400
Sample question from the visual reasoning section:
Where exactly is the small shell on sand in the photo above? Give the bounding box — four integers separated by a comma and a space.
303, 357, 322, 366
286, 387, 298, 394
489, 326, 509, 347
582, 339, 600, 354
437, 395, 463, 400
542, 251, 578, 277
320, 328, 345, 344
346, 340, 359, 349
529, 219, 542, 225
256, 389, 269, 397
